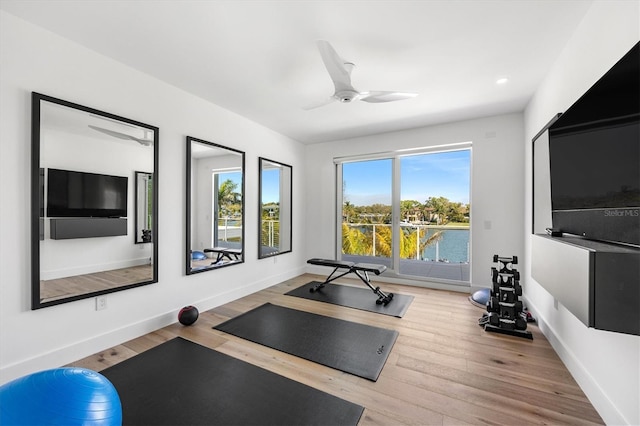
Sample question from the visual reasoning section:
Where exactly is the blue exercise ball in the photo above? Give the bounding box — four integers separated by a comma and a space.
0, 367, 122, 425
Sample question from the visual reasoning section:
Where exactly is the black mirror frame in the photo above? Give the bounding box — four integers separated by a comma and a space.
31, 92, 159, 310
258, 157, 292, 259
185, 136, 246, 275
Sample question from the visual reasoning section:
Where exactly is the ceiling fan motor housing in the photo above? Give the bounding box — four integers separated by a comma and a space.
335, 90, 359, 103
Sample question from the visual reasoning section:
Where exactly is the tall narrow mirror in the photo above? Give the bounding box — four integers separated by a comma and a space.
186, 136, 245, 274
32, 92, 159, 309
258, 157, 292, 258
135, 171, 153, 243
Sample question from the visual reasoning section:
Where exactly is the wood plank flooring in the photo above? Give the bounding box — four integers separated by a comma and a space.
40, 265, 153, 303
68, 274, 603, 425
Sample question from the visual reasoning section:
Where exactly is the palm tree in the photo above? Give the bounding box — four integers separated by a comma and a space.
424, 196, 450, 225
399, 227, 442, 259
342, 222, 443, 259
342, 201, 356, 223
374, 225, 392, 257
341, 223, 371, 255
218, 179, 241, 217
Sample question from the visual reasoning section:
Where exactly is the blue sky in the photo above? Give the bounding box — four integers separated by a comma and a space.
343, 150, 470, 206
218, 171, 243, 194
260, 169, 280, 203
218, 170, 280, 203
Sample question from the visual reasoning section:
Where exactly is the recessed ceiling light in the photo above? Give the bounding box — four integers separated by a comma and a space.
496, 77, 509, 85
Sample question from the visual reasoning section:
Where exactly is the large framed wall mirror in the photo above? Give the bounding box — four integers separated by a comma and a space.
31, 92, 159, 309
258, 157, 292, 258
186, 136, 245, 274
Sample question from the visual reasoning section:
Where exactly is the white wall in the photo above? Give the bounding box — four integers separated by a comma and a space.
0, 11, 306, 383
304, 113, 525, 291
523, 2, 640, 424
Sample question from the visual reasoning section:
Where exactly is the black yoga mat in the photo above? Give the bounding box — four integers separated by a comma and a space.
101, 337, 363, 425
214, 303, 398, 381
286, 281, 414, 318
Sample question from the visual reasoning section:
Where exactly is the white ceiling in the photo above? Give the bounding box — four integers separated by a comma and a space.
1, 0, 593, 144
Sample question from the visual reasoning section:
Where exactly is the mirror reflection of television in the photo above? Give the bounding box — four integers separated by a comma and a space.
47, 168, 128, 218
548, 42, 639, 247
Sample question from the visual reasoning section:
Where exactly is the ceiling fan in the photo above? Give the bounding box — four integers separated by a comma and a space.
88, 125, 153, 146
305, 40, 418, 109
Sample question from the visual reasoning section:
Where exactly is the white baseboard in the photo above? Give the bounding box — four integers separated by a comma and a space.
523, 295, 628, 426
0, 310, 174, 385
0, 265, 305, 385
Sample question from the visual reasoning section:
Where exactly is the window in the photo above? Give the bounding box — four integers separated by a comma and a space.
337, 145, 471, 284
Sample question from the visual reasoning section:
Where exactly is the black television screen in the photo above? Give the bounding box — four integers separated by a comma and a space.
549, 119, 640, 246
550, 121, 640, 211
47, 168, 128, 218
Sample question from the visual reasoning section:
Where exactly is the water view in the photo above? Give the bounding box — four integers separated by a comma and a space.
421, 228, 470, 263
339, 149, 472, 282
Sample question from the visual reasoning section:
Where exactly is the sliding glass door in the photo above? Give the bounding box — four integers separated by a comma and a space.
340, 159, 393, 268
338, 147, 471, 284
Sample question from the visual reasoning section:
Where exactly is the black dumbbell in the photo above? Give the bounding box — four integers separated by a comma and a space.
487, 297, 500, 313
488, 312, 500, 326
515, 316, 527, 330
493, 255, 518, 265
500, 289, 516, 303
491, 267, 498, 282
500, 319, 516, 330
514, 300, 523, 312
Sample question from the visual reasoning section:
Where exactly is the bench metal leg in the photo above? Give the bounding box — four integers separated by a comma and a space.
310, 267, 352, 292
311, 263, 394, 306
354, 270, 394, 306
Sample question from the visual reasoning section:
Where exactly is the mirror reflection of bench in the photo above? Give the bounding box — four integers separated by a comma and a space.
204, 247, 243, 264
307, 258, 394, 306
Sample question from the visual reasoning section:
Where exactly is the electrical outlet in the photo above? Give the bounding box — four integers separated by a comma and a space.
96, 295, 107, 311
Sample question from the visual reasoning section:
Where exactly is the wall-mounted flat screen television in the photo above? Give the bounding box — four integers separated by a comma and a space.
548, 42, 639, 247
47, 168, 128, 218
549, 119, 639, 246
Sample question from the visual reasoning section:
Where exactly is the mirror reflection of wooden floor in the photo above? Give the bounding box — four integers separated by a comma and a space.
68, 273, 604, 425
40, 265, 153, 303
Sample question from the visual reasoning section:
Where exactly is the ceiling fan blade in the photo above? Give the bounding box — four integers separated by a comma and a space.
89, 125, 152, 146
359, 91, 418, 103
316, 40, 356, 93
302, 96, 337, 110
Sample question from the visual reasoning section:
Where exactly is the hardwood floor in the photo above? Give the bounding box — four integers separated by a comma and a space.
40, 265, 153, 303
68, 274, 603, 425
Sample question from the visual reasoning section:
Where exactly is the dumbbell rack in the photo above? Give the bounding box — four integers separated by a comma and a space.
479, 255, 533, 340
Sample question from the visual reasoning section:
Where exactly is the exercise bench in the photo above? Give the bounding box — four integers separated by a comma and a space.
307, 258, 394, 305
204, 247, 242, 263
